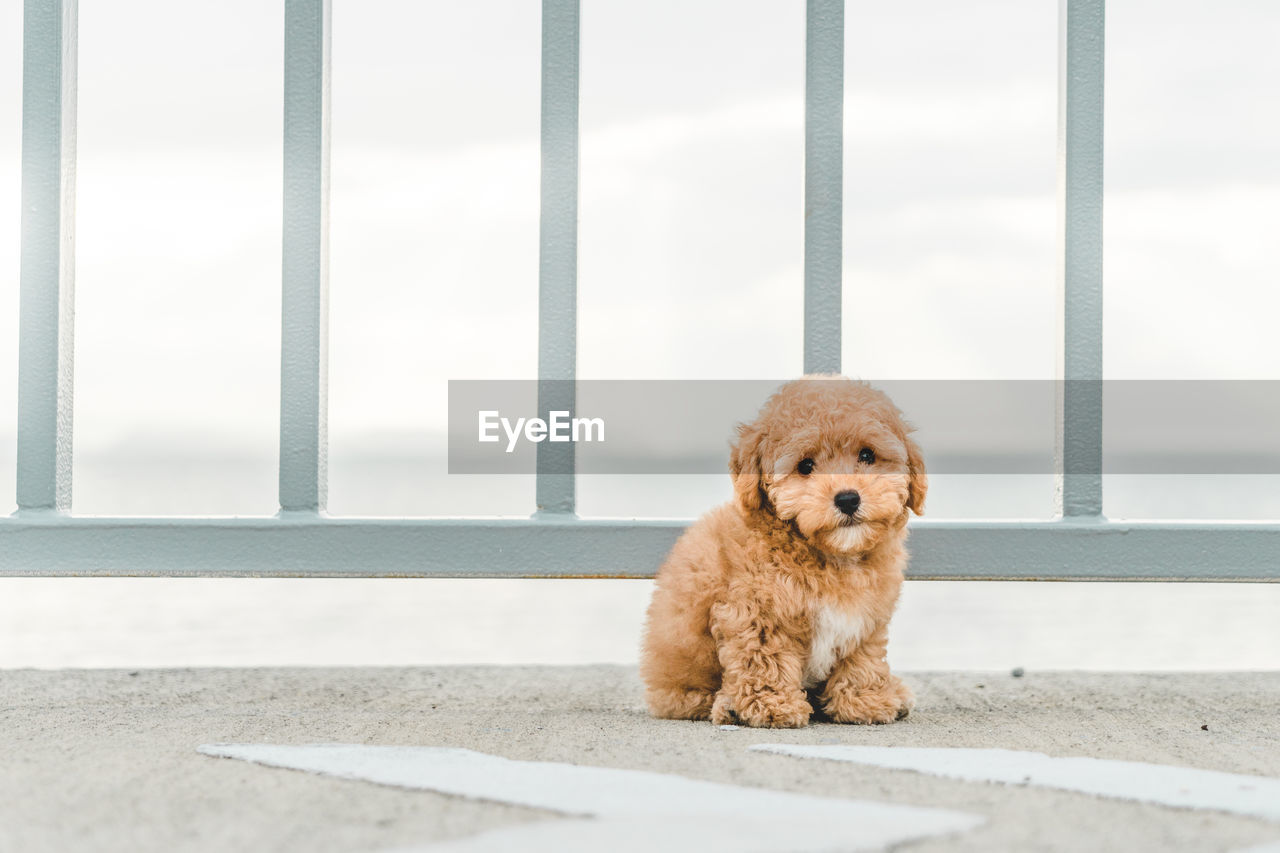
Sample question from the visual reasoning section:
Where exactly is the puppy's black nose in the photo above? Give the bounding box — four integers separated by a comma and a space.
834, 490, 861, 516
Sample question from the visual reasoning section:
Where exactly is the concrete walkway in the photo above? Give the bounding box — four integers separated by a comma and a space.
4, 667, 1279, 851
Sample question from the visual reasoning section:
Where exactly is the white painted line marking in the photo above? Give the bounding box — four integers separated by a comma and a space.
751, 745, 1280, 822
199, 744, 983, 852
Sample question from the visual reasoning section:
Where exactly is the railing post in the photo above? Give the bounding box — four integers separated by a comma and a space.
16, 0, 77, 514
804, 0, 843, 376
535, 0, 580, 517
279, 0, 331, 514
1056, 0, 1105, 519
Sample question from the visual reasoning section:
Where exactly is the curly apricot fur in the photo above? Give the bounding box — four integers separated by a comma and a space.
641, 376, 925, 728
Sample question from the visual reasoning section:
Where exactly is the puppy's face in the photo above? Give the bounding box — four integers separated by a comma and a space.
730, 378, 927, 556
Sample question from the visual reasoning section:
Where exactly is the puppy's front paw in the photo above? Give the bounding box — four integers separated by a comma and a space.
714, 689, 812, 728
710, 692, 738, 725
824, 677, 915, 725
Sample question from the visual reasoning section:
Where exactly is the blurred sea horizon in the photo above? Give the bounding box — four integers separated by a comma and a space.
5, 437, 1278, 520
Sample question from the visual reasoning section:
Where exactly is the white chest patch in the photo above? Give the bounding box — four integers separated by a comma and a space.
803, 605, 866, 688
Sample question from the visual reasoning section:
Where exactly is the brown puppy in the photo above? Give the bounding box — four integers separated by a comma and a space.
641, 376, 926, 728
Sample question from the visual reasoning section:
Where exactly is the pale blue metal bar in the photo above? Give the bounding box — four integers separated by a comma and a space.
804, 0, 843, 375
2, 517, 1278, 581
279, 0, 331, 513
535, 0, 580, 516
1056, 0, 1105, 518
16, 0, 77, 514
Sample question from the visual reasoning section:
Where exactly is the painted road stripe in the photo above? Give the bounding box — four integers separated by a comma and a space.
751, 745, 1280, 822
199, 744, 982, 851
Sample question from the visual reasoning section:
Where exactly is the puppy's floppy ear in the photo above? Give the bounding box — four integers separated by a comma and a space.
905, 432, 928, 515
729, 422, 766, 512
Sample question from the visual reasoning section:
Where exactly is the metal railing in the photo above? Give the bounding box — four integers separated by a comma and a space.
4, 0, 1278, 580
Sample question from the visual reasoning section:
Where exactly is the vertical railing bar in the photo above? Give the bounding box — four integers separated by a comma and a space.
16, 0, 77, 514
534, 0, 580, 517
803, 0, 843, 376
1056, 0, 1105, 519
279, 0, 331, 514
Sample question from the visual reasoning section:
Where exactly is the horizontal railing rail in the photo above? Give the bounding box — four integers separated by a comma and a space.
2, 516, 1280, 581
5, 0, 1278, 581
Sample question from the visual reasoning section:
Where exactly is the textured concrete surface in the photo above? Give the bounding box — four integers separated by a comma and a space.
3, 667, 1279, 852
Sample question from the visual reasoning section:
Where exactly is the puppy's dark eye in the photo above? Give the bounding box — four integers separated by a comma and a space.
797, 458, 815, 476
858, 447, 876, 464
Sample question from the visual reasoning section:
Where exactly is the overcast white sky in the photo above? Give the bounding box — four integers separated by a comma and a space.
1, 0, 1278, 516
